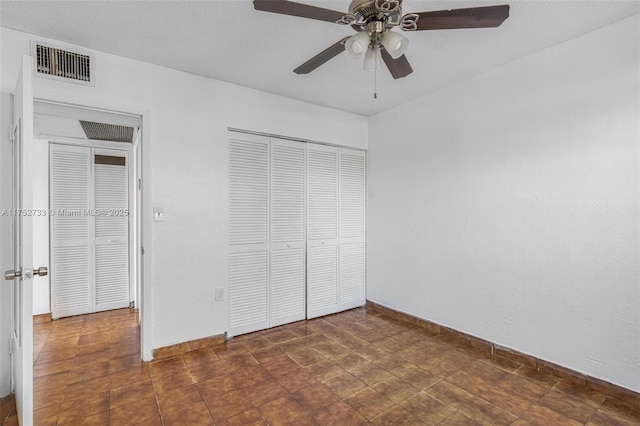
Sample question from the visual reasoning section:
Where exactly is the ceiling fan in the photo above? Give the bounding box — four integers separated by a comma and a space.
254, 0, 510, 79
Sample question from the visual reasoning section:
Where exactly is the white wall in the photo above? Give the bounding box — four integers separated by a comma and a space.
367, 15, 639, 392
0, 27, 368, 395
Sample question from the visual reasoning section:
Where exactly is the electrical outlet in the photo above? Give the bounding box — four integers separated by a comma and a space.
215, 288, 224, 302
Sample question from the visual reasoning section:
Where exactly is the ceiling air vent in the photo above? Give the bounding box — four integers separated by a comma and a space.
32, 41, 95, 86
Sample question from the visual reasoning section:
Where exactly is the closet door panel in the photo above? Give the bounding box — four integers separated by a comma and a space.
339, 149, 366, 309
229, 251, 269, 336
50, 144, 92, 319
270, 138, 306, 326
307, 244, 338, 318
228, 134, 270, 337
306, 144, 339, 319
94, 150, 129, 311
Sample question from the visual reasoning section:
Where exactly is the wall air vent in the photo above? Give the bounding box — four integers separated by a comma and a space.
80, 121, 135, 143
32, 41, 95, 86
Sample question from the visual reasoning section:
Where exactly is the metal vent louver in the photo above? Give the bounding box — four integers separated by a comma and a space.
35, 43, 92, 83
80, 121, 135, 143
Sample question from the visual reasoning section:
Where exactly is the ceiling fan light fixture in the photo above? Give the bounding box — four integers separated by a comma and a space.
363, 46, 381, 71
345, 31, 371, 59
381, 30, 409, 59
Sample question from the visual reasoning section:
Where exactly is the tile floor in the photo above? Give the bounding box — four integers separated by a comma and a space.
1, 307, 639, 425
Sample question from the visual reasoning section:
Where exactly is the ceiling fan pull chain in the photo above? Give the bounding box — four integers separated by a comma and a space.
374, 55, 378, 99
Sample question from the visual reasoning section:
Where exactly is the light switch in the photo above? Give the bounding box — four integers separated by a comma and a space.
153, 206, 165, 222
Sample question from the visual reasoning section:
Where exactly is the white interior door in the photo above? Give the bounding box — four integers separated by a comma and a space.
339, 148, 366, 310
269, 138, 306, 327
49, 144, 92, 318
94, 149, 130, 311
228, 133, 270, 337
306, 144, 339, 319
7, 55, 39, 426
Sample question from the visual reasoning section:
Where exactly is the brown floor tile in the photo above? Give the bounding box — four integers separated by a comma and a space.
216, 408, 267, 426
437, 412, 481, 425
60, 410, 110, 425
370, 404, 423, 425
258, 395, 309, 426
275, 369, 318, 393
332, 353, 370, 371
110, 396, 160, 426
109, 364, 150, 389
148, 356, 186, 378
110, 379, 155, 409
304, 359, 345, 381
261, 354, 302, 377
344, 387, 396, 420
587, 408, 639, 426
294, 382, 340, 412
521, 403, 583, 426
67, 360, 110, 384
399, 391, 455, 424
350, 362, 394, 386
425, 380, 475, 409
372, 377, 421, 404
57, 391, 109, 424
181, 347, 218, 367
33, 404, 60, 426
286, 347, 326, 367
322, 372, 369, 399
538, 390, 597, 424
243, 378, 290, 407
553, 379, 607, 408
457, 396, 518, 425
203, 389, 254, 423
314, 400, 368, 425
161, 401, 213, 426
155, 383, 203, 415
196, 374, 239, 400
598, 397, 640, 424
480, 374, 546, 416
150, 368, 194, 394
513, 365, 561, 389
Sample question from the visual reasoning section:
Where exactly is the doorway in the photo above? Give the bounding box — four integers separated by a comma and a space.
32, 101, 142, 321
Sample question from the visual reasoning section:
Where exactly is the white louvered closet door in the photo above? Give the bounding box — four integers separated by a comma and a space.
306, 144, 339, 319
50, 144, 92, 319
270, 138, 306, 327
339, 148, 366, 310
228, 134, 270, 337
94, 150, 129, 312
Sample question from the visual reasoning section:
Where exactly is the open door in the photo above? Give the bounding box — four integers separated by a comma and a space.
4, 55, 44, 426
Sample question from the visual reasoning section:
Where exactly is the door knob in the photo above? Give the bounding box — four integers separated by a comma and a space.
34, 267, 48, 277
4, 267, 48, 280
4, 269, 21, 280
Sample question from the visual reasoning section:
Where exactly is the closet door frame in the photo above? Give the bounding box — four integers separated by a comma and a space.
49, 138, 135, 318
227, 130, 367, 337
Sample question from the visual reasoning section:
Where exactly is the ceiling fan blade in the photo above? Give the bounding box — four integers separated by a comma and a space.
402, 5, 509, 31
254, 0, 346, 23
381, 48, 413, 79
294, 38, 349, 75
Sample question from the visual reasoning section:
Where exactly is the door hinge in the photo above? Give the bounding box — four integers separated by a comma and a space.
128, 301, 134, 309
141, 247, 145, 255
138, 178, 142, 190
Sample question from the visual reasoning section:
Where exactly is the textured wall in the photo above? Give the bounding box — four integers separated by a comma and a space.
367, 15, 639, 392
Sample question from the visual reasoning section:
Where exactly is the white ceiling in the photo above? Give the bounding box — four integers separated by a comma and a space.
1, 0, 638, 116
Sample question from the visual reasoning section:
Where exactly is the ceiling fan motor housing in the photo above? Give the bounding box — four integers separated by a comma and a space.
349, 0, 402, 31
